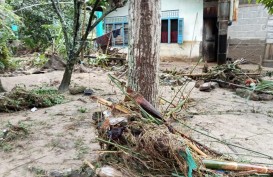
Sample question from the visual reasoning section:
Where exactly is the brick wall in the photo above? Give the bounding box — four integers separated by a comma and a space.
227, 4, 269, 63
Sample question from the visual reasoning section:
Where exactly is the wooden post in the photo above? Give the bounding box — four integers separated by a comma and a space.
217, 0, 230, 65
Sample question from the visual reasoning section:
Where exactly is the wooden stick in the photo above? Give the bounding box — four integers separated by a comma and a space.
84, 159, 95, 170
187, 141, 208, 157
93, 97, 131, 114
181, 73, 260, 77
203, 159, 273, 174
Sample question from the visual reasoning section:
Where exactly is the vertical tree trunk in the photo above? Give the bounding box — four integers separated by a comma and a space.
128, 0, 161, 107
0, 79, 6, 92
58, 55, 76, 92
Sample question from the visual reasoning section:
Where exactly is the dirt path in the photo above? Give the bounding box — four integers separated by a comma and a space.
0, 62, 273, 176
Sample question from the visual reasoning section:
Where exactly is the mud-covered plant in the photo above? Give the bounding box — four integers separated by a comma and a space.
78, 107, 87, 113
0, 86, 65, 112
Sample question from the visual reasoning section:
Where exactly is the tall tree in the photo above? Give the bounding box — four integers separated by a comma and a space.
127, 0, 161, 107
50, 0, 126, 91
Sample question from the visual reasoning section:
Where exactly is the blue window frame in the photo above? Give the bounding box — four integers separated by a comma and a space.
105, 16, 128, 47
104, 12, 184, 46
161, 17, 184, 44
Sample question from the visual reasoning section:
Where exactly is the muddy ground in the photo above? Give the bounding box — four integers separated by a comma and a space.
1, 61, 273, 177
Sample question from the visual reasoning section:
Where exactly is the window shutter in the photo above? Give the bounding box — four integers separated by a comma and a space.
178, 18, 184, 44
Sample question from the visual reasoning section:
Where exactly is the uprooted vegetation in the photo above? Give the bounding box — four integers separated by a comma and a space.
91, 74, 273, 177
0, 86, 65, 112
0, 121, 29, 152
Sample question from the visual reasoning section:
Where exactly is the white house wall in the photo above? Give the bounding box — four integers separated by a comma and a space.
106, 0, 203, 59
162, 0, 203, 41
108, 0, 203, 42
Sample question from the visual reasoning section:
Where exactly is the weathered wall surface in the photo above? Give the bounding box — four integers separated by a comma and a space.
107, 0, 203, 59
113, 42, 201, 61
108, 0, 203, 42
263, 16, 273, 67
227, 4, 269, 63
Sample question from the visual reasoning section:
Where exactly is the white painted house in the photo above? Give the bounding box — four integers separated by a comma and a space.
103, 0, 204, 60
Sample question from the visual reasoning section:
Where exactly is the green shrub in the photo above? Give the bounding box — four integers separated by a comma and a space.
0, 44, 11, 70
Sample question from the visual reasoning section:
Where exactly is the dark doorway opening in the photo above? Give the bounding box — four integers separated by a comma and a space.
161, 20, 168, 43
171, 19, 178, 43
203, 4, 218, 62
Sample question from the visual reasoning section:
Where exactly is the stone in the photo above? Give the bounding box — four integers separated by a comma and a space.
199, 82, 211, 92
69, 85, 87, 95
235, 88, 259, 101
258, 94, 273, 101
210, 82, 219, 89
195, 80, 205, 88
177, 78, 186, 85
169, 80, 177, 85
159, 74, 166, 79
96, 166, 123, 177
22, 71, 31, 75
109, 117, 128, 126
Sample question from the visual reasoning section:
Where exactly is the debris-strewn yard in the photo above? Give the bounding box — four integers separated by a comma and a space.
1, 60, 273, 177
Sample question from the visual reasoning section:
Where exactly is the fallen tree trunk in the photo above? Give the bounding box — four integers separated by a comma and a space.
0, 79, 6, 92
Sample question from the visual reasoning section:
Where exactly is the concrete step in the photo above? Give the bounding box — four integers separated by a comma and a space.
262, 60, 273, 67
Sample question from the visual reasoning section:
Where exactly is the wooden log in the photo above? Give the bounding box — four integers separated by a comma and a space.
203, 159, 273, 174
126, 88, 163, 119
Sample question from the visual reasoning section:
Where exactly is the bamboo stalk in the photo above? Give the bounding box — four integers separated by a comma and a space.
94, 97, 131, 114
203, 159, 273, 174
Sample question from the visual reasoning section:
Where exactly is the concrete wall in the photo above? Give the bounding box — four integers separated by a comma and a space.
263, 16, 273, 67
106, 0, 203, 59
227, 4, 269, 63
228, 4, 268, 40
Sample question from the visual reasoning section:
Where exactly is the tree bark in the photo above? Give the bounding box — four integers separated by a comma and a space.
128, 0, 161, 107
0, 79, 6, 92
58, 56, 76, 92
51, 1, 127, 92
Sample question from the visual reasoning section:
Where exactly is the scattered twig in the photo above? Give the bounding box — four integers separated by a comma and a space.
84, 159, 95, 170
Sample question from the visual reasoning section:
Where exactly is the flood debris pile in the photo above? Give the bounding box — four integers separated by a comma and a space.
160, 68, 191, 86
91, 75, 273, 177
0, 86, 64, 112
188, 62, 273, 101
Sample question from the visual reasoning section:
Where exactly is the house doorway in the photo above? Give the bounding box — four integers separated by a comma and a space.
171, 19, 178, 43
203, 4, 218, 62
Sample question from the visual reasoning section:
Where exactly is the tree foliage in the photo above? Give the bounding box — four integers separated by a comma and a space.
0, 3, 20, 70
257, 0, 273, 14
7, 0, 74, 52
49, 0, 127, 91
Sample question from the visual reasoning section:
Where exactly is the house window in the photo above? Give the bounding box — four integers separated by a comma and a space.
161, 10, 183, 44
161, 18, 183, 44
105, 16, 128, 46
